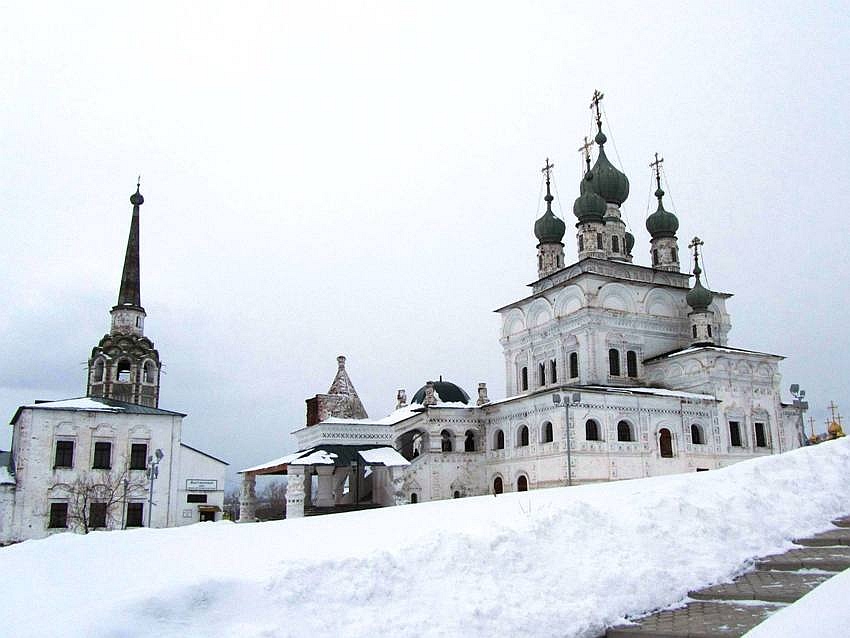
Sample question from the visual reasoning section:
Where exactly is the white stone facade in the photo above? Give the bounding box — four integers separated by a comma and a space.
0, 399, 227, 543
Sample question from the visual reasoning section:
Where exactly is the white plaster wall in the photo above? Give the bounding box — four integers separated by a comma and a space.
174, 446, 227, 525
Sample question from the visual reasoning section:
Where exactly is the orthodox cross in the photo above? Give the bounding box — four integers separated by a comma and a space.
577, 136, 593, 171
689, 236, 704, 273
541, 157, 554, 185
590, 89, 604, 129
650, 152, 664, 190
808, 416, 817, 438
827, 401, 841, 422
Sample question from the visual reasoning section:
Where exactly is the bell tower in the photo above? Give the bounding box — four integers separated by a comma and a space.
87, 181, 162, 407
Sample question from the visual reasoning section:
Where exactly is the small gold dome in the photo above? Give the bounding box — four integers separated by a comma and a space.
827, 421, 844, 436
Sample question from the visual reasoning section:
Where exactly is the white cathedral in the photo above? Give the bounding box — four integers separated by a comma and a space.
238, 95, 807, 519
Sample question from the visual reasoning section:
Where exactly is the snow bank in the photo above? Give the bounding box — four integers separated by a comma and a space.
3, 439, 850, 638
742, 566, 850, 638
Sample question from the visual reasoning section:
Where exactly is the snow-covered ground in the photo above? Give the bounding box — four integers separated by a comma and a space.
3, 438, 849, 638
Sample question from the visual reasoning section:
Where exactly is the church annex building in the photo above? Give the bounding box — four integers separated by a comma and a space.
238, 94, 806, 519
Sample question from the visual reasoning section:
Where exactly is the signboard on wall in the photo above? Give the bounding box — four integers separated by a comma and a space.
186, 479, 218, 491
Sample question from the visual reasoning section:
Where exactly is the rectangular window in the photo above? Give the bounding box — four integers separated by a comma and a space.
707, 325, 713, 337
187, 494, 208, 504
130, 443, 148, 470
608, 348, 621, 376
626, 350, 638, 378
729, 421, 742, 447
92, 441, 112, 469
126, 502, 144, 527
692, 325, 697, 338
569, 352, 579, 379
538, 363, 546, 387
578, 235, 584, 252
48, 502, 68, 529
89, 502, 107, 528
596, 234, 603, 250
755, 422, 768, 448
54, 440, 74, 468
550, 359, 557, 384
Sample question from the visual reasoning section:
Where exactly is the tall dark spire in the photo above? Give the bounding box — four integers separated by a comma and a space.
117, 179, 144, 308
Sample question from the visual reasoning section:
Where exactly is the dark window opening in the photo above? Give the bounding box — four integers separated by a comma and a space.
542, 421, 553, 443
755, 422, 768, 448
671, 247, 678, 262
116, 360, 132, 383
617, 421, 632, 442
187, 494, 208, 504
410, 493, 418, 504
517, 476, 528, 492
464, 430, 476, 452
92, 441, 112, 470
441, 430, 453, 452
596, 234, 603, 250
691, 424, 703, 445
693, 325, 698, 338
612, 235, 620, 253
729, 421, 742, 447
89, 502, 107, 528
126, 502, 144, 527
520, 367, 528, 391
538, 363, 546, 387
586, 419, 600, 441
48, 502, 68, 529
569, 352, 579, 379
659, 428, 673, 457
578, 235, 584, 252
707, 325, 713, 337
653, 249, 659, 265
538, 254, 542, 270
550, 359, 557, 383
493, 477, 503, 495
494, 430, 505, 450
626, 350, 638, 378
453, 491, 461, 499
54, 440, 74, 469
143, 361, 156, 384
518, 426, 529, 447
609, 348, 621, 376
130, 443, 147, 470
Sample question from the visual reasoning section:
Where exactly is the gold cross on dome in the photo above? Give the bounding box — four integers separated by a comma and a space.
541, 157, 554, 180
578, 136, 593, 166
590, 90, 604, 127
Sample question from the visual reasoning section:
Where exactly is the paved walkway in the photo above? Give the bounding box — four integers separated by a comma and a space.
605, 516, 850, 637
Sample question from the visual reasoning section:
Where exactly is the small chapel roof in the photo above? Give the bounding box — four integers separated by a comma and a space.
239, 444, 409, 475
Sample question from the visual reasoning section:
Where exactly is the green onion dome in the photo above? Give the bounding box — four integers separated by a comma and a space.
573, 172, 607, 223
624, 231, 635, 254
686, 264, 714, 311
535, 183, 566, 243
588, 131, 630, 205
130, 185, 144, 207
645, 187, 679, 238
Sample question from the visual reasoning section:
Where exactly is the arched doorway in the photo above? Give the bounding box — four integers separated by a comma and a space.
659, 428, 673, 457
517, 475, 528, 492
493, 477, 503, 494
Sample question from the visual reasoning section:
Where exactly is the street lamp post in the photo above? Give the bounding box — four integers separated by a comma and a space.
553, 391, 581, 486
790, 384, 809, 447
146, 448, 164, 528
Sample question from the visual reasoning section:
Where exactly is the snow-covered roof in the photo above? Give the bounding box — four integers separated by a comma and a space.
240, 445, 409, 474
644, 344, 784, 363
11, 397, 186, 423
357, 447, 409, 467
487, 384, 716, 406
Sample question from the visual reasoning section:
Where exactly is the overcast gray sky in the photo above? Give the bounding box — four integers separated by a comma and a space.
2, 1, 848, 484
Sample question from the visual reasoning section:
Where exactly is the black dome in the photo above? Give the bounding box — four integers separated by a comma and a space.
411, 380, 470, 405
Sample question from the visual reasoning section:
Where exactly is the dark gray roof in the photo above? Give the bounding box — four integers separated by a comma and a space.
411, 381, 470, 405
10, 396, 186, 425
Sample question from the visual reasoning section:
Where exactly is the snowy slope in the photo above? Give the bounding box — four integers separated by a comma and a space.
3, 439, 850, 638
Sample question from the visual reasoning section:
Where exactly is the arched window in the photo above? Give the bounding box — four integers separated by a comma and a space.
691, 424, 703, 445
93, 359, 105, 383
569, 352, 579, 379
617, 420, 632, 442
612, 235, 620, 253
586, 419, 600, 441
410, 493, 418, 504
659, 428, 673, 457
517, 475, 528, 492
143, 361, 156, 384
493, 477, 503, 495
494, 429, 505, 450
692, 325, 698, 338
441, 430, 453, 452
538, 363, 546, 387
707, 325, 713, 337
464, 430, 476, 452
517, 425, 529, 447
626, 351, 638, 378
541, 421, 553, 443
550, 359, 557, 383
609, 349, 621, 376
116, 359, 132, 383
520, 367, 528, 391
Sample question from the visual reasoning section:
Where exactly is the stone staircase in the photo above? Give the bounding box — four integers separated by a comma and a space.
605, 516, 850, 637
